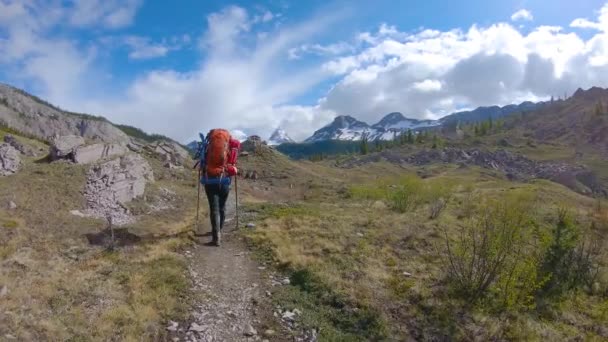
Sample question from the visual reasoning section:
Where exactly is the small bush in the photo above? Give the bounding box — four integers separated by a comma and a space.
426, 181, 454, 219
388, 176, 424, 213
538, 209, 601, 298
443, 194, 542, 309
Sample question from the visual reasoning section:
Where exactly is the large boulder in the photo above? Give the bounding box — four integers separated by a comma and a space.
73, 143, 128, 164
79, 154, 154, 225
0, 143, 21, 176
50, 135, 85, 160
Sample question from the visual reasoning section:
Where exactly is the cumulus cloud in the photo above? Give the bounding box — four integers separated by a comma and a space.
511, 9, 533, 22
76, 6, 342, 142
318, 4, 608, 125
570, 3, 608, 31
2, 1, 608, 143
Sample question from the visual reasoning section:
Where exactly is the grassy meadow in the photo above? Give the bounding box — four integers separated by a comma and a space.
243, 160, 608, 341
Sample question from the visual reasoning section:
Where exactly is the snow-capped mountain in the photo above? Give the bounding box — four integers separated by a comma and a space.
305, 113, 439, 142
305, 101, 542, 142
372, 112, 440, 131
268, 128, 295, 145
304, 115, 373, 142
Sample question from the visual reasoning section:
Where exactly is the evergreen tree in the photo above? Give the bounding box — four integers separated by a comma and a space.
474, 124, 480, 136
431, 135, 439, 149
407, 129, 414, 144
360, 135, 369, 155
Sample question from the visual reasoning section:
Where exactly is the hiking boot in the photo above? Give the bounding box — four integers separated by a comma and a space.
212, 228, 221, 247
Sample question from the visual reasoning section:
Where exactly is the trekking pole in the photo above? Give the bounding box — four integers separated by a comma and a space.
235, 175, 239, 229
196, 168, 201, 232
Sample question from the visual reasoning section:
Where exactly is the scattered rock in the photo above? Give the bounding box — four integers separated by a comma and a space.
0, 143, 21, 176
4, 334, 16, 340
263, 329, 275, 337
50, 135, 85, 160
166, 321, 179, 332
0, 285, 8, 297
282, 310, 297, 322
8, 201, 17, 210
189, 322, 206, 333
69, 210, 87, 218
403, 271, 412, 277
356, 232, 364, 237
246, 223, 256, 229
244, 324, 257, 337
281, 278, 291, 285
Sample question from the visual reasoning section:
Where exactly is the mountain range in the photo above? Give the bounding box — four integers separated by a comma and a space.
305, 101, 541, 142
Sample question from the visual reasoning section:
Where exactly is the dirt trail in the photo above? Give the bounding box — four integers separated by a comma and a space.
168, 192, 282, 342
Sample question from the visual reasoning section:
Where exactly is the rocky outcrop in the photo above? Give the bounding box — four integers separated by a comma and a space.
0, 84, 129, 143
76, 154, 154, 225
146, 140, 190, 166
0, 143, 21, 176
50, 135, 128, 164
3, 134, 38, 156
73, 143, 128, 164
50, 135, 85, 159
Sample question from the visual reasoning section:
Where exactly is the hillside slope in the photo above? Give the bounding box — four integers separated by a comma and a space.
0, 84, 129, 143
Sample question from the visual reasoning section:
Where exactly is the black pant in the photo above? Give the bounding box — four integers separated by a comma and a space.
204, 183, 230, 236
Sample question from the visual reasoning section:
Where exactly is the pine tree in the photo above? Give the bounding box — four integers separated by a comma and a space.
432, 135, 439, 149
474, 125, 479, 136
407, 129, 414, 144
360, 136, 369, 155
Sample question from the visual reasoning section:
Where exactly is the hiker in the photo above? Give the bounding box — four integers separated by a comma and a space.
194, 129, 241, 246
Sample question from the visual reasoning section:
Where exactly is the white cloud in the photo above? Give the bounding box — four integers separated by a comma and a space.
74, 6, 342, 142
570, 3, 608, 31
412, 79, 442, 92
69, 0, 143, 29
3, 2, 608, 143
319, 5, 608, 125
121, 35, 191, 60
511, 9, 533, 22
288, 42, 353, 60
124, 36, 169, 59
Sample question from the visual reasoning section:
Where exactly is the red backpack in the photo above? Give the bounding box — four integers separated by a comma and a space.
202, 129, 240, 178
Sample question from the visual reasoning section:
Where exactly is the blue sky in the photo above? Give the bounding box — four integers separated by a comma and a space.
1, 0, 608, 142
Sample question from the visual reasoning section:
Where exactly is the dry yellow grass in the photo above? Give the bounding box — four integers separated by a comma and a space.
243, 162, 608, 341
0, 135, 202, 341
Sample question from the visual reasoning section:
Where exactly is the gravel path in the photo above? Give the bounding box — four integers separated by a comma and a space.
167, 193, 282, 342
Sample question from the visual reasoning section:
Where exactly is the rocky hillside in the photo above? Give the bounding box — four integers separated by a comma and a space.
507, 87, 608, 155
0, 84, 129, 143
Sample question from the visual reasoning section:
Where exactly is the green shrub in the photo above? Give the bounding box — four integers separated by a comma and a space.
426, 180, 454, 219
389, 176, 424, 213
443, 194, 543, 309
538, 209, 601, 298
